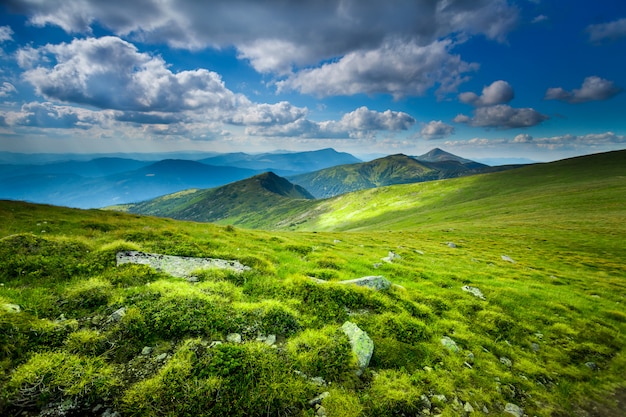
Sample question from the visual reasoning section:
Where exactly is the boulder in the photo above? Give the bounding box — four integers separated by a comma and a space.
440, 336, 459, 353
504, 403, 523, 417
340, 276, 392, 291
461, 285, 486, 300
109, 307, 126, 322
382, 251, 401, 263
341, 321, 374, 375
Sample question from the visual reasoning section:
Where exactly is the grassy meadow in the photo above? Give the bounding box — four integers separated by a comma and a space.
1, 150, 625, 416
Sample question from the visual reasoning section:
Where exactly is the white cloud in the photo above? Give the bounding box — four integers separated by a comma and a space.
0, 26, 13, 42
2, 101, 111, 128
6, 0, 518, 96
459, 80, 514, 106
247, 106, 415, 139
513, 133, 533, 143
0, 82, 17, 97
277, 38, 478, 99
226, 101, 308, 126
421, 120, 455, 140
531, 15, 548, 24
587, 18, 626, 42
454, 104, 548, 128
544, 76, 621, 103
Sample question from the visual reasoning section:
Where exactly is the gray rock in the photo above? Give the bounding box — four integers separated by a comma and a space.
308, 391, 330, 406
461, 285, 486, 300
464, 402, 474, 413
532, 342, 540, 352
340, 276, 392, 291
264, 334, 277, 346
141, 346, 153, 355
447, 242, 457, 248
501, 255, 515, 263
432, 394, 448, 405
156, 353, 167, 361
500, 357, 513, 367
109, 307, 126, 322
441, 336, 459, 353
116, 250, 251, 278
585, 361, 598, 371
315, 404, 328, 417
382, 251, 401, 263
227, 333, 242, 343
466, 352, 475, 364
2, 303, 21, 313
419, 394, 431, 410
504, 403, 523, 417
341, 321, 374, 375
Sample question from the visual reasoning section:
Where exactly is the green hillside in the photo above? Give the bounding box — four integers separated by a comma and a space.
115, 171, 314, 225
288, 152, 494, 199
1, 149, 625, 416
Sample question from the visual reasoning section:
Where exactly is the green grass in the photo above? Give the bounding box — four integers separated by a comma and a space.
0, 150, 625, 416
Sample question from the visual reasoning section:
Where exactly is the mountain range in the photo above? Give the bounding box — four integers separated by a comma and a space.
0, 148, 359, 208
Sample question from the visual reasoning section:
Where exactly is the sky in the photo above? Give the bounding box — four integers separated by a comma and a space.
0, 0, 625, 162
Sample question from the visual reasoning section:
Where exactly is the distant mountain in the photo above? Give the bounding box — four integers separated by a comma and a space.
288, 150, 495, 198
117, 172, 314, 226
0, 157, 152, 180
199, 148, 361, 175
0, 160, 258, 209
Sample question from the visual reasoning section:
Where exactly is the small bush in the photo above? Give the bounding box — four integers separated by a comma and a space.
365, 369, 424, 416
106, 264, 164, 287
64, 278, 113, 310
5, 351, 117, 411
286, 326, 356, 382
65, 329, 107, 356
323, 388, 364, 417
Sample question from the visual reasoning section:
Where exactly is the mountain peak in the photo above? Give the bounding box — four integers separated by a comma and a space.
253, 172, 314, 199
416, 148, 474, 164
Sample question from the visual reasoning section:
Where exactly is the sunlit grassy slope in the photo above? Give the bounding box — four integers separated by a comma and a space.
1, 149, 625, 416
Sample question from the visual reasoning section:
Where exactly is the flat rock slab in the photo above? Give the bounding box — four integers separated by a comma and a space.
341, 321, 374, 376
116, 251, 250, 278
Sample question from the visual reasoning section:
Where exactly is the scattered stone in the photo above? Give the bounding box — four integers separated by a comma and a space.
501, 255, 515, 263
227, 333, 242, 343
432, 394, 448, 405
2, 303, 21, 313
532, 342, 540, 352
447, 242, 457, 248
441, 336, 460, 353
504, 402, 523, 417
141, 346, 153, 355
500, 357, 513, 367
264, 334, 277, 346
308, 391, 330, 406
209, 341, 223, 348
341, 321, 374, 376
464, 402, 475, 413
464, 362, 473, 369
102, 409, 121, 417
116, 250, 251, 279
585, 361, 598, 371
462, 285, 486, 300
423, 366, 433, 372
534, 332, 544, 339
466, 352, 475, 364
373, 263, 382, 269
482, 405, 489, 414
420, 394, 431, 410
92, 404, 103, 413
109, 307, 126, 322
156, 353, 168, 361
340, 276, 392, 291
186, 276, 199, 283
333, 239, 341, 244
381, 251, 401, 263
315, 404, 328, 417
415, 250, 425, 255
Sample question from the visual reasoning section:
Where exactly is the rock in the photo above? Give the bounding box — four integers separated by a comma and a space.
432, 394, 448, 405
141, 346, 153, 355
415, 250, 425, 255
340, 276, 392, 291
500, 357, 513, 367
209, 341, 223, 348
186, 276, 199, 283
109, 307, 126, 322
382, 251, 401, 263
532, 342, 540, 352
227, 333, 242, 343
264, 334, 277, 346
341, 321, 374, 376
333, 239, 341, 243
156, 353, 167, 361
466, 352, 475, 364
461, 285, 486, 300
504, 403, 523, 417
441, 336, 459, 353
373, 263, 382, 269
501, 255, 515, 263
116, 250, 251, 278
447, 242, 457, 248
315, 405, 328, 417
2, 303, 21, 313
482, 405, 489, 414
585, 361, 598, 371
419, 394, 431, 410
464, 402, 475, 413
310, 376, 327, 386
102, 409, 121, 417
309, 391, 330, 406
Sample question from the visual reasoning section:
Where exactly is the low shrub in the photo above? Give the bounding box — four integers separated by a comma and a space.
286, 326, 356, 382
364, 369, 425, 416
5, 351, 117, 411
64, 277, 113, 310
322, 388, 364, 417
65, 329, 107, 356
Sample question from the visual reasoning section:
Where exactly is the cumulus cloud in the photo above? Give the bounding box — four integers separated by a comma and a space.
421, 120, 455, 140
248, 106, 415, 139
226, 101, 308, 126
277, 39, 478, 99
587, 18, 626, 42
513, 133, 533, 143
5, 0, 518, 96
0, 26, 13, 42
544, 76, 621, 103
532, 15, 548, 24
2, 102, 110, 128
459, 80, 514, 106
454, 104, 548, 128
0, 82, 17, 97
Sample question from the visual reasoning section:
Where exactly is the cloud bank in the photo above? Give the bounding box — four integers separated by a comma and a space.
544, 76, 621, 103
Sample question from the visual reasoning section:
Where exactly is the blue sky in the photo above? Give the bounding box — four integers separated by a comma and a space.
0, 0, 624, 161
